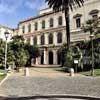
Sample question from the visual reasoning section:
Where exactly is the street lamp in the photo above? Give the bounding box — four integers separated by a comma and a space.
90, 34, 94, 76
74, 59, 79, 73
4, 31, 9, 71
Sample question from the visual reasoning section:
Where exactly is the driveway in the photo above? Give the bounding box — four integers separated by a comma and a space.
0, 67, 100, 99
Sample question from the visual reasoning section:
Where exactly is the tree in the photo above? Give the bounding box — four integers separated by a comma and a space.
0, 39, 5, 67
45, 0, 84, 49
10, 35, 29, 70
24, 43, 40, 66
82, 18, 100, 75
82, 18, 100, 36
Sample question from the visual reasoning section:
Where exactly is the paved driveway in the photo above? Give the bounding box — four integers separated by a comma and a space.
0, 67, 100, 99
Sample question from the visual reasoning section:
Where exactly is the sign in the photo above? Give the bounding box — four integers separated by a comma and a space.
74, 60, 78, 64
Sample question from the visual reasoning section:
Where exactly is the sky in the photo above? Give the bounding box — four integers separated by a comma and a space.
0, 0, 48, 28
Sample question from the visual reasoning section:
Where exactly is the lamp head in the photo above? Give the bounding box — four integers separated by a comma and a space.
4, 32, 9, 39
90, 34, 94, 38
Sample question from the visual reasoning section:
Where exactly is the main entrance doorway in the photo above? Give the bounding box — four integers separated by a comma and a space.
57, 51, 62, 65
49, 51, 53, 64
41, 51, 44, 64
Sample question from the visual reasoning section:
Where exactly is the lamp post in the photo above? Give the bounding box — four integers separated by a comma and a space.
4, 32, 9, 71
74, 59, 79, 73
90, 34, 94, 76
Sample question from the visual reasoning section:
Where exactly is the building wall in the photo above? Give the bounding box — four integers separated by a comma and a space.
16, 0, 100, 65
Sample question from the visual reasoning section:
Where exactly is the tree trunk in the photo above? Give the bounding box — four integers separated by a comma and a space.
65, 8, 70, 49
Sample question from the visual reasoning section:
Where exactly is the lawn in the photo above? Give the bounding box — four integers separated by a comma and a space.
79, 69, 100, 76
0, 69, 6, 81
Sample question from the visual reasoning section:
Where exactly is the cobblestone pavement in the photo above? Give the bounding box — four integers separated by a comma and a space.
0, 68, 100, 99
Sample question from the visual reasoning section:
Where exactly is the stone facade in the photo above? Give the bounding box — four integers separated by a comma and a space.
15, 0, 100, 65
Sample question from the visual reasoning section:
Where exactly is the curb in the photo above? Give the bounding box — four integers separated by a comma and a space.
0, 73, 11, 86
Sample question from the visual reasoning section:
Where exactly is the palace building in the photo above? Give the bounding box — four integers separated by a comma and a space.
14, 0, 100, 65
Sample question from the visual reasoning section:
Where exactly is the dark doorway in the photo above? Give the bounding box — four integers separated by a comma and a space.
41, 51, 44, 64
49, 51, 53, 64
57, 51, 62, 65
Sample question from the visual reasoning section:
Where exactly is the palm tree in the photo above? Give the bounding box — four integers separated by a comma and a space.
45, 0, 84, 49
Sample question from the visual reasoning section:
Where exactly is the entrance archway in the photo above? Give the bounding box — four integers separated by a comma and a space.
49, 51, 53, 64
57, 51, 62, 65
41, 51, 44, 64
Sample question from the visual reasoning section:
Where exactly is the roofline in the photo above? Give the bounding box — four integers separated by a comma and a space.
18, 10, 54, 25
0, 25, 14, 30
39, 7, 50, 12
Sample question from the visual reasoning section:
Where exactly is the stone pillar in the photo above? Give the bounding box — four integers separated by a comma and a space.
36, 58, 38, 65
53, 50, 57, 64
45, 33, 48, 45
35, 57, 41, 65
54, 32, 57, 45
44, 48, 48, 64
62, 30, 67, 43
24, 38, 27, 43
38, 57, 41, 64
37, 35, 40, 45
30, 36, 33, 45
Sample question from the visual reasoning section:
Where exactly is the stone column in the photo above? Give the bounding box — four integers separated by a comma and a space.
44, 48, 48, 64
24, 38, 27, 43
53, 32, 57, 45
53, 50, 57, 64
62, 30, 67, 43
38, 57, 41, 65
36, 58, 38, 65
30, 36, 33, 45
37, 35, 40, 45
45, 33, 48, 45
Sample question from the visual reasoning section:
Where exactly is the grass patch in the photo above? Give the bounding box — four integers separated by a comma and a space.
0, 69, 6, 73
0, 75, 6, 80
79, 69, 100, 76
0, 69, 6, 81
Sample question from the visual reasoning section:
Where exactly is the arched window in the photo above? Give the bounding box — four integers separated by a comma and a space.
58, 16, 62, 26
50, 18, 53, 27
41, 34, 45, 45
28, 24, 31, 32
48, 33, 53, 44
57, 32, 62, 43
22, 26, 25, 33
42, 20, 45, 29
34, 22, 38, 31
34, 36, 37, 45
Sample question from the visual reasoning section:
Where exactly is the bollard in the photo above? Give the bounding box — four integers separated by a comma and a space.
24, 67, 29, 76
70, 68, 74, 77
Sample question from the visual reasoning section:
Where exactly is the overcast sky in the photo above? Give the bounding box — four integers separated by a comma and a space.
0, 0, 47, 28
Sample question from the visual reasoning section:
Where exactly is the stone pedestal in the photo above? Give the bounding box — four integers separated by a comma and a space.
24, 67, 29, 76
70, 68, 74, 77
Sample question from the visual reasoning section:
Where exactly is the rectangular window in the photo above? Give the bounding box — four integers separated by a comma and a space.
92, 14, 98, 19
42, 21, 45, 29
34, 22, 38, 31
58, 16, 62, 26
28, 24, 31, 32
22, 26, 25, 33
76, 18, 81, 28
